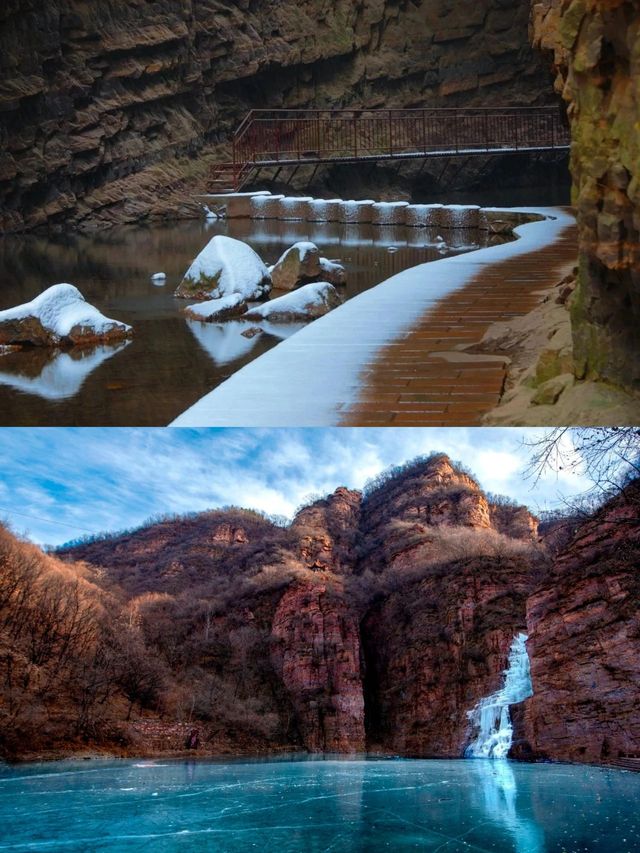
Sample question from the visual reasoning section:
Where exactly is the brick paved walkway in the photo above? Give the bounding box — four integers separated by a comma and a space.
342, 218, 577, 425
172, 208, 577, 427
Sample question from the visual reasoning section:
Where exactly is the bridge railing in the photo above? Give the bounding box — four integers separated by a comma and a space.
232, 107, 570, 167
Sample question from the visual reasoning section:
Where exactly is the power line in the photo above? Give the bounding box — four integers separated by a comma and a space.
0, 506, 97, 535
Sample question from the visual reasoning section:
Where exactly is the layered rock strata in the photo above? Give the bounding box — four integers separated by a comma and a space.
270, 583, 365, 752
532, 0, 640, 390
0, 0, 553, 232
520, 485, 640, 762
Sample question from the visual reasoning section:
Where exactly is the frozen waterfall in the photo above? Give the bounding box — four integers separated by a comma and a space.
465, 632, 533, 759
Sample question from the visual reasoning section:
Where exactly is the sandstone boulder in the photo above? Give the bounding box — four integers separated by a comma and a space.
0, 284, 132, 347
182, 292, 248, 322
271, 242, 346, 290
175, 235, 271, 301
271, 242, 322, 291
244, 282, 341, 323
319, 257, 347, 286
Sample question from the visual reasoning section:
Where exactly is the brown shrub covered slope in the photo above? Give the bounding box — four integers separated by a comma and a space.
1, 454, 637, 764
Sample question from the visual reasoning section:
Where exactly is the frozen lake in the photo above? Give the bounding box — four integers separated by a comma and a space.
1, 757, 638, 852
0, 219, 503, 426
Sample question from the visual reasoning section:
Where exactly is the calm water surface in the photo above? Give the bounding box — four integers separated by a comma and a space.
0, 758, 638, 852
0, 219, 503, 425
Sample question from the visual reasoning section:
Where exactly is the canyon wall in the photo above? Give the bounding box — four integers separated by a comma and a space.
36, 458, 640, 764
53, 454, 542, 758
362, 555, 531, 756
270, 583, 365, 752
532, 0, 640, 391
0, 0, 554, 232
521, 485, 640, 762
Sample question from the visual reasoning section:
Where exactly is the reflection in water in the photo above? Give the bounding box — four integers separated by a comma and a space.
187, 319, 306, 366
187, 320, 261, 366
0, 342, 130, 401
0, 758, 638, 852
0, 219, 506, 425
471, 760, 545, 853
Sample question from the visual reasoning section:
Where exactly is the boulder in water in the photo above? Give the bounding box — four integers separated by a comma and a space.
319, 257, 347, 285
271, 242, 322, 291
0, 283, 133, 347
175, 235, 272, 301
183, 292, 248, 322
270, 242, 347, 291
244, 282, 341, 323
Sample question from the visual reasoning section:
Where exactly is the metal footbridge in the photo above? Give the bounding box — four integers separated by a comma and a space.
209, 106, 570, 192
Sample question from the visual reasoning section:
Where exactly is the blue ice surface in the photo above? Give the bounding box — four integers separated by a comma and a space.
0, 756, 639, 852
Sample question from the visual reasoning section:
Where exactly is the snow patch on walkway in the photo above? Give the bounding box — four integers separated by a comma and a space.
171, 208, 575, 427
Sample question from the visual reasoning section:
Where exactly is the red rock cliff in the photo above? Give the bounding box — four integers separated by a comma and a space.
270, 582, 365, 752
522, 485, 640, 762
291, 487, 361, 573
362, 555, 532, 756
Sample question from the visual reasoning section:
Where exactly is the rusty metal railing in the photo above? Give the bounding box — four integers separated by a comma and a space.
232, 106, 570, 169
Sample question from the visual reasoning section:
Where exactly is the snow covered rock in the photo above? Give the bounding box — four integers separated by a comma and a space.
175, 235, 271, 301
319, 258, 346, 286
244, 282, 341, 323
271, 242, 347, 290
0, 284, 132, 347
271, 242, 322, 291
183, 292, 248, 322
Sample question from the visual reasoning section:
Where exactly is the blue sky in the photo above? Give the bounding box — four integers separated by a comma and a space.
0, 428, 591, 546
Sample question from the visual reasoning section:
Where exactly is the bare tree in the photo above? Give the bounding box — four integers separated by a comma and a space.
524, 427, 640, 516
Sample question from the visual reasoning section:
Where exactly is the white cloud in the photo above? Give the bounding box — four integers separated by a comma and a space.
0, 427, 597, 546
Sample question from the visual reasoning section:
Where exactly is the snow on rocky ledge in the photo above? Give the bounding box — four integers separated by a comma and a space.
0, 284, 133, 347
175, 235, 272, 301
244, 282, 341, 322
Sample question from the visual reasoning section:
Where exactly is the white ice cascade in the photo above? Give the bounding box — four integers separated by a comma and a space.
465, 633, 533, 759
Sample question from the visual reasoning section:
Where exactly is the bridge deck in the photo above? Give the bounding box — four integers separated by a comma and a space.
246, 145, 569, 168
171, 207, 577, 428
211, 107, 571, 191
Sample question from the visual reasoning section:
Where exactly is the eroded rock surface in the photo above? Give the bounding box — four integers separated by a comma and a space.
521, 484, 640, 763
270, 583, 365, 753
291, 487, 362, 574
0, 1, 554, 232
532, 0, 640, 390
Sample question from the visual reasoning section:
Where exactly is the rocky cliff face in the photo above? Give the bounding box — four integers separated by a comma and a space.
53, 458, 639, 765
270, 582, 365, 752
0, 0, 553, 232
362, 555, 531, 755
356, 454, 538, 575
531, 0, 640, 391
291, 487, 361, 573
521, 485, 640, 762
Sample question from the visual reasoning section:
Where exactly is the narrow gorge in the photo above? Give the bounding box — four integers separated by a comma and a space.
3, 453, 637, 766
0, 0, 556, 233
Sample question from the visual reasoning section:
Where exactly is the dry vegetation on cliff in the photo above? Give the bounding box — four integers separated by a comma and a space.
1, 453, 637, 764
